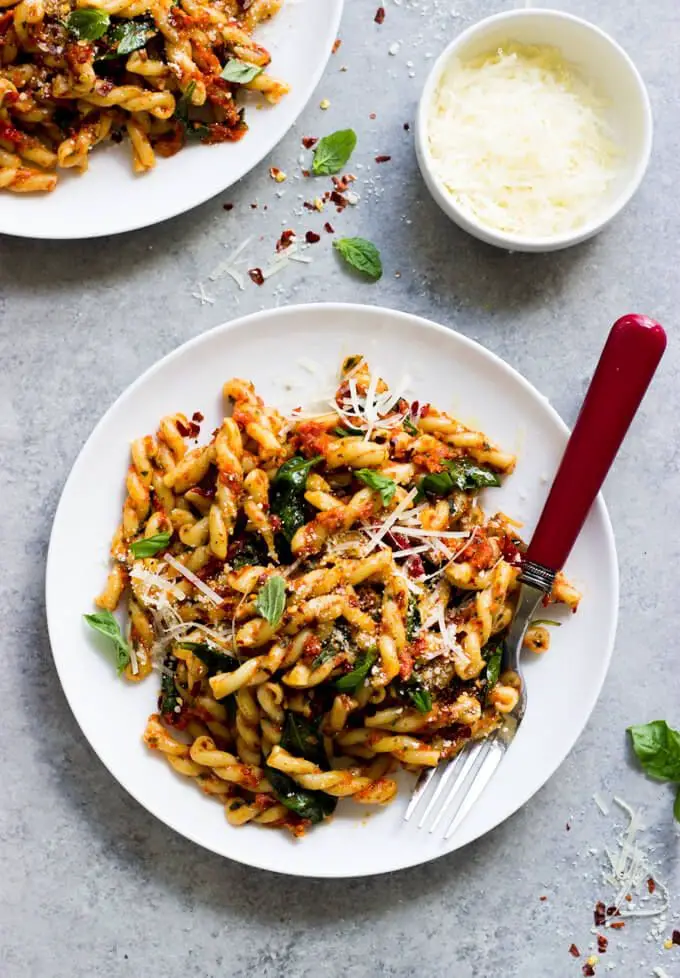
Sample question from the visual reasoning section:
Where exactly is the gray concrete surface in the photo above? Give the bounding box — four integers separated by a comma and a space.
2, 0, 680, 975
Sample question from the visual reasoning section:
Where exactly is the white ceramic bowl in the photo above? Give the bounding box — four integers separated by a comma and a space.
415, 9, 653, 253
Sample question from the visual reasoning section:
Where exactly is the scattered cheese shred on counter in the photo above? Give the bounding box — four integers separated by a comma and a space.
427, 42, 622, 238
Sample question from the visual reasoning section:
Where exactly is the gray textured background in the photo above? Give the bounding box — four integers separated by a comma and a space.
2, 0, 680, 975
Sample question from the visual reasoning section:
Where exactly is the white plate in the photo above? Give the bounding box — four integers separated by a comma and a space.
46, 304, 619, 877
2, 0, 344, 240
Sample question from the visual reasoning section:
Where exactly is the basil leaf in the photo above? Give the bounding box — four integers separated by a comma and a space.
333, 237, 382, 282
280, 713, 328, 768
312, 620, 353, 668
333, 425, 363, 437
628, 721, 680, 782
674, 786, 680, 824
221, 58, 263, 84
66, 8, 110, 40
130, 532, 171, 558
270, 455, 322, 543
484, 648, 503, 696
446, 458, 501, 492
178, 641, 238, 677
312, 128, 357, 176
174, 80, 210, 139
265, 767, 336, 823
355, 468, 396, 506
230, 533, 268, 570
83, 610, 130, 674
418, 470, 454, 498
406, 592, 420, 642
98, 18, 156, 60
256, 575, 286, 628
408, 687, 432, 714
158, 659, 183, 721
403, 417, 419, 436
335, 648, 377, 692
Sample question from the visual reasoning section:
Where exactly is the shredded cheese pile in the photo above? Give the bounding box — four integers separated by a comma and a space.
427, 42, 622, 238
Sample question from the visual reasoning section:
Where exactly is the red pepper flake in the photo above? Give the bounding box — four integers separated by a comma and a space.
303, 201, 315, 211
606, 906, 619, 916
248, 268, 264, 286
375, 154, 392, 163
594, 901, 606, 926
374, 6, 385, 24
582, 965, 595, 977
332, 173, 356, 192
369, 112, 376, 120
332, 38, 341, 53
222, 202, 233, 211
597, 935, 608, 954
566, 821, 571, 831
647, 877, 656, 894
403, 122, 410, 131
301, 169, 310, 178
305, 230, 321, 244
609, 921, 625, 931
624, 894, 632, 902
539, 895, 547, 902
324, 222, 335, 234
302, 136, 318, 149
672, 930, 680, 945
569, 945, 580, 958
176, 419, 200, 438
405, 554, 425, 579
276, 228, 296, 252
330, 190, 348, 211
192, 411, 204, 423
250, 203, 258, 209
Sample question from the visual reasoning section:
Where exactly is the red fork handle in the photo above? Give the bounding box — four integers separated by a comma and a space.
526, 314, 666, 571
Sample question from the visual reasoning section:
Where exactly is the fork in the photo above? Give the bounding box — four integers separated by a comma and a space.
405, 314, 667, 840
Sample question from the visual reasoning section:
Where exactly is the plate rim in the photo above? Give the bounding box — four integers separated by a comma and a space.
45, 302, 619, 877
2, 0, 345, 241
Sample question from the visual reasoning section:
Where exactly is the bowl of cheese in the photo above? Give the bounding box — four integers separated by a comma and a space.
416, 9, 652, 252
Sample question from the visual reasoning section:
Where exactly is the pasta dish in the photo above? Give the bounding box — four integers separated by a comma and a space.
88, 356, 580, 836
0, 0, 287, 193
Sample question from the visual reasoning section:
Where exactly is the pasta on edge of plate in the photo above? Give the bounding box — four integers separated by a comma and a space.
87, 355, 581, 837
0, 0, 287, 193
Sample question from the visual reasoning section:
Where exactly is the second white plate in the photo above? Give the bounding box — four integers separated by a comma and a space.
46, 303, 618, 877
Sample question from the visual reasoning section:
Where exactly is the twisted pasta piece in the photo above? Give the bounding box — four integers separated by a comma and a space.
234, 687, 261, 766
267, 746, 398, 804
210, 418, 243, 559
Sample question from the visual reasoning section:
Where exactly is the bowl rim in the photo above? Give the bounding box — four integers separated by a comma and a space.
415, 7, 654, 252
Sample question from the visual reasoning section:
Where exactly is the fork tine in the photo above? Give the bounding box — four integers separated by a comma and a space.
417, 751, 466, 828
403, 767, 438, 822
428, 741, 486, 833
444, 737, 504, 839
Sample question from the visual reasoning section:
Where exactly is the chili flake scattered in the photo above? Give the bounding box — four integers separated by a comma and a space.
332, 38, 341, 53
248, 268, 264, 286
609, 921, 625, 931
648, 877, 657, 894
324, 222, 335, 233
582, 965, 595, 977
269, 166, 286, 182
192, 411, 204, 423
539, 895, 547, 902
403, 122, 410, 131
673, 930, 680, 945
597, 935, 608, 954
369, 112, 376, 119
222, 202, 233, 211
375, 154, 391, 163
276, 229, 296, 252
569, 945, 580, 958
374, 6, 385, 24
594, 901, 606, 927
302, 136, 318, 149
305, 231, 321, 244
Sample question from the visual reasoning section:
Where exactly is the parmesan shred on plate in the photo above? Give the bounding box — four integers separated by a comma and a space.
426, 42, 622, 238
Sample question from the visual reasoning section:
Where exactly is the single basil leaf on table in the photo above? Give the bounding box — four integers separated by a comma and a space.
355, 468, 396, 506
178, 641, 239, 676
674, 785, 680, 824
130, 531, 171, 558
264, 767, 337, 823
312, 128, 357, 176
335, 648, 378, 693
270, 454, 322, 543
66, 8, 110, 40
83, 610, 130, 674
255, 575, 286, 627
221, 58, 263, 84
628, 720, 680, 781
333, 237, 382, 282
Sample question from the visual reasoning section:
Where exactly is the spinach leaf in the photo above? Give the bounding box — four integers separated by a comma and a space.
255, 575, 286, 627
264, 767, 336, 823
335, 648, 377, 692
98, 17, 156, 59
280, 713, 328, 769
403, 417, 419, 436
174, 80, 210, 139
130, 532, 171, 558
230, 533, 268, 569
674, 786, 680, 824
408, 687, 433, 714
417, 457, 501, 500
178, 641, 239, 676
418, 470, 455, 498
628, 721, 680, 782
333, 425, 364, 437
221, 58, 263, 84
312, 619, 353, 668
66, 8, 110, 40
355, 468, 396, 506
406, 593, 421, 642
333, 237, 382, 282
484, 645, 504, 699
83, 610, 130, 674
312, 128, 357, 176
158, 659, 182, 721
270, 455, 322, 543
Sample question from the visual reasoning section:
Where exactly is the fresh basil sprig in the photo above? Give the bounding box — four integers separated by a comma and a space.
83, 610, 130, 674
256, 575, 286, 628
629, 721, 680, 823
98, 18, 156, 60
408, 687, 433, 714
130, 532, 171, 558
333, 237, 382, 282
335, 648, 377, 692
66, 8, 110, 40
355, 468, 396, 506
221, 58, 263, 84
312, 128, 357, 176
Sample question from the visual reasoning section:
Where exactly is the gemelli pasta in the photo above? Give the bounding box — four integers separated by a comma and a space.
88, 356, 580, 836
0, 0, 287, 192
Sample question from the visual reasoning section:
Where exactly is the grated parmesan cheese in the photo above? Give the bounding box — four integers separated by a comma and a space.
427, 42, 622, 238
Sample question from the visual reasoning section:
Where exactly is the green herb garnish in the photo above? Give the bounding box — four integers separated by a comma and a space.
484, 644, 504, 701
270, 455, 322, 544
256, 575, 286, 628
312, 128, 357, 176
221, 58, 263, 84
417, 457, 501, 500
406, 593, 421, 642
408, 687, 433, 714
178, 641, 239, 676
531, 619, 562, 627
174, 80, 210, 139
335, 648, 377, 692
83, 610, 130, 674
130, 532, 171, 558
265, 712, 337, 823
66, 8, 110, 40
98, 17, 156, 59
355, 468, 396, 506
333, 237, 382, 282
403, 417, 419, 436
